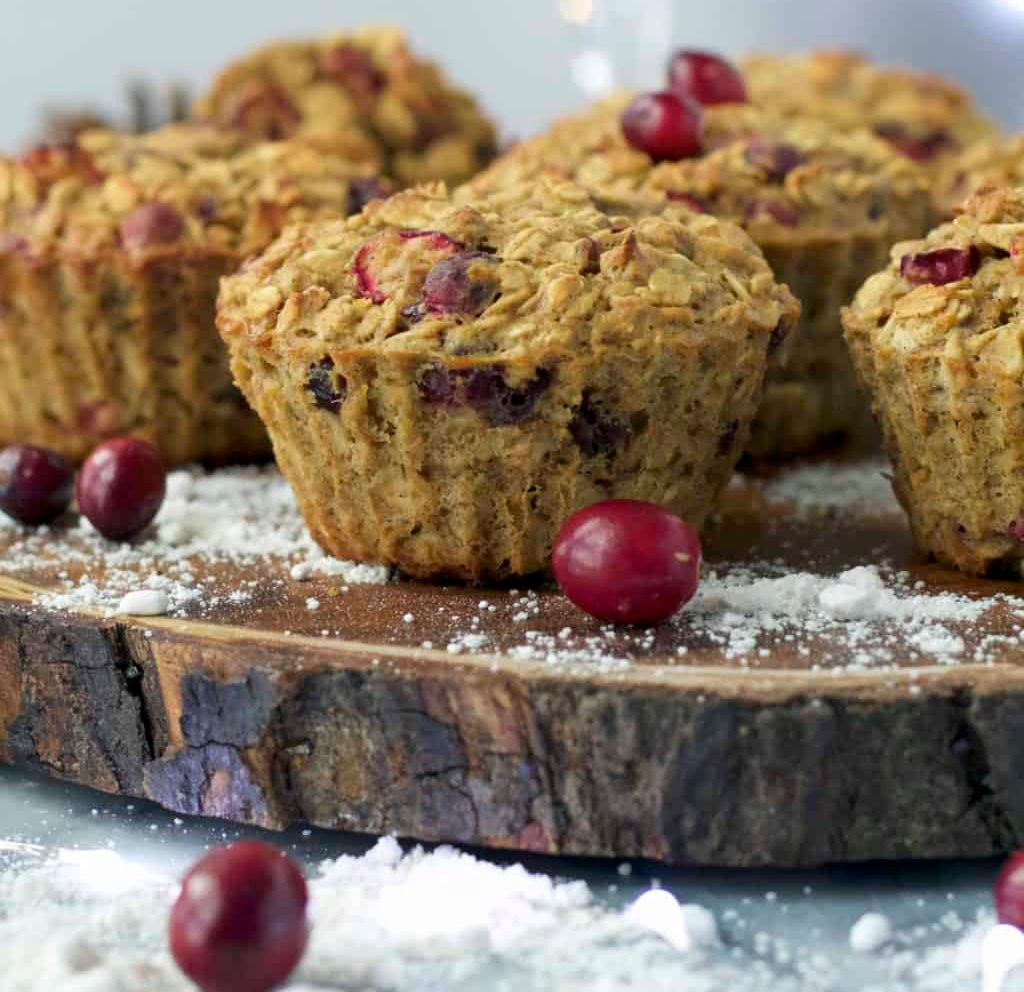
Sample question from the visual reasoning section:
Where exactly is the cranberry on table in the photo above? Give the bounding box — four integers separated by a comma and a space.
75, 437, 166, 540
667, 50, 748, 105
995, 851, 1024, 928
169, 840, 309, 992
0, 444, 73, 525
620, 91, 704, 162
900, 245, 980, 286
552, 499, 702, 624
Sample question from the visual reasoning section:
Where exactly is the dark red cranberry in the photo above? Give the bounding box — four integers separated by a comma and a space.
745, 198, 799, 227
119, 202, 185, 251
225, 84, 301, 140
744, 141, 806, 182
995, 851, 1024, 928
418, 365, 551, 426
0, 445, 73, 525
716, 420, 740, 456
874, 123, 953, 163
194, 195, 218, 223
621, 91, 704, 162
169, 841, 308, 992
75, 437, 166, 540
422, 251, 499, 317
900, 245, 980, 286
305, 356, 346, 413
569, 396, 629, 458
320, 44, 386, 98
667, 50, 748, 106
666, 190, 709, 213
346, 176, 391, 216
353, 229, 463, 304
553, 500, 701, 624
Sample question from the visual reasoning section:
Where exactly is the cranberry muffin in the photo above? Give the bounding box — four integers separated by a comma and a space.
842, 186, 1024, 575
0, 125, 390, 465
741, 50, 998, 180
467, 96, 933, 458
217, 180, 798, 581
936, 134, 1024, 218
196, 25, 497, 188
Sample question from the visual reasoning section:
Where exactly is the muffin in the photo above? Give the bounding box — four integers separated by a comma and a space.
0, 125, 390, 466
217, 180, 798, 581
466, 96, 934, 458
842, 185, 1024, 576
741, 50, 999, 180
196, 25, 497, 188
936, 134, 1024, 218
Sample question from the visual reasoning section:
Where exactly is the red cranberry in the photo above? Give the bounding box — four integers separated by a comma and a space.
552, 500, 702, 624
422, 251, 499, 316
346, 176, 391, 216
75, 437, 166, 540
745, 198, 799, 227
874, 123, 953, 163
353, 228, 463, 304
418, 364, 551, 426
620, 91, 704, 162
119, 202, 185, 251
744, 141, 806, 182
1009, 517, 1024, 541
305, 355, 346, 413
995, 851, 1024, 928
900, 245, 980, 286
667, 50, 748, 106
320, 44, 386, 98
0, 445, 73, 525
169, 841, 309, 992
666, 190, 709, 213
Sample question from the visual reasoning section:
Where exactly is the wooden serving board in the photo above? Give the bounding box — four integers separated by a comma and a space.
2, 465, 1024, 868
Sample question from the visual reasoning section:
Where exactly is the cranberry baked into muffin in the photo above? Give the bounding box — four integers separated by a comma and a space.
467, 95, 933, 458
196, 25, 497, 188
217, 180, 798, 581
842, 186, 1024, 576
741, 50, 998, 180
0, 125, 389, 465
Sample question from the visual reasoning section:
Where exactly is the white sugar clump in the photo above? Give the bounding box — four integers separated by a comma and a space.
115, 590, 169, 617
849, 911, 892, 952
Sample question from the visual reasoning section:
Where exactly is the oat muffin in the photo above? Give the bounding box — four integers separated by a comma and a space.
217, 180, 798, 581
936, 134, 1024, 218
467, 96, 934, 458
842, 186, 1024, 576
196, 25, 497, 188
741, 50, 998, 180
0, 125, 390, 466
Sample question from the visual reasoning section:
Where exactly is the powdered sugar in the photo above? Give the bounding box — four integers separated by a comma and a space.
761, 459, 900, 516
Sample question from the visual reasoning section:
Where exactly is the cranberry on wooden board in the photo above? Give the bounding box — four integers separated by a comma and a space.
667, 50, 748, 106
169, 841, 309, 992
995, 851, 1024, 928
900, 245, 980, 286
620, 92, 704, 162
0, 444, 73, 525
552, 499, 702, 624
75, 437, 166, 540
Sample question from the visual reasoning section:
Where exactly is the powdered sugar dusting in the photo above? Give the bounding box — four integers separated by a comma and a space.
761, 459, 900, 515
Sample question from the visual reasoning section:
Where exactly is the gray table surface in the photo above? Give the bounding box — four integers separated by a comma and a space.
0, 764, 1014, 991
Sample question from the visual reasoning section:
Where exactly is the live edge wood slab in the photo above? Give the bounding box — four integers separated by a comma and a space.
2, 467, 1024, 869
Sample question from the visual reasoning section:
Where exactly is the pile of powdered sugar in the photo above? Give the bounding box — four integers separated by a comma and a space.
759, 459, 900, 516
0, 837, 1004, 992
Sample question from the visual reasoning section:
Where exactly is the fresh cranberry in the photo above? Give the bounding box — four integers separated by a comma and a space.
569, 396, 629, 458
744, 141, 806, 182
418, 365, 551, 426
666, 190, 709, 213
900, 245, 980, 286
0, 445, 73, 525
346, 176, 391, 215
874, 123, 953, 163
552, 500, 701, 624
353, 229, 463, 304
119, 202, 185, 251
75, 437, 166, 540
169, 841, 308, 992
995, 851, 1024, 928
224, 84, 301, 140
305, 356, 346, 413
620, 91, 703, 162
667, 50, 747, 105
422, 251, 499, 316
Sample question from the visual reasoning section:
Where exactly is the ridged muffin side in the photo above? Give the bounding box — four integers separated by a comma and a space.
0, 125, 388, 465
217, 180, 799, 582
842, 186, 1024, 576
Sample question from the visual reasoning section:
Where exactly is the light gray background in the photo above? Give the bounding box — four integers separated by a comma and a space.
1, 0, 1022, 152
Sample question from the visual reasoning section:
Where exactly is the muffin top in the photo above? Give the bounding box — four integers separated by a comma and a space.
217, 178, 798, 365
466, 96, 932, 242
0, 124, 390, 263
936, 133, 1024, 218
741, 50, 998, 168
844, 185, 1024, 358
196, 25, 497, 187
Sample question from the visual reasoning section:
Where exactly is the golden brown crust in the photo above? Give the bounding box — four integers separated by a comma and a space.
842, 186, 1024, 575
217, 179, 799, 581
196, 25, 497, 187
